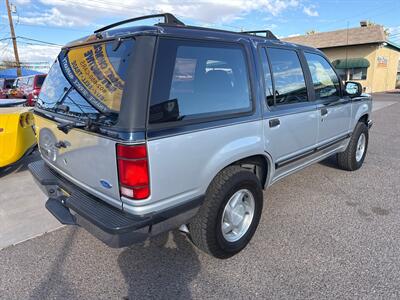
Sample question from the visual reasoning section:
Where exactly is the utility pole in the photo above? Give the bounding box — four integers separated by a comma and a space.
5, 0, 21, 76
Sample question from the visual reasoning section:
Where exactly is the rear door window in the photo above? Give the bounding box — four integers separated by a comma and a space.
149, 39, 252, 124
259, 48, 274, 107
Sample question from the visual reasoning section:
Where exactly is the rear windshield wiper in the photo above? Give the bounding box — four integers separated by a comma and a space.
57, 116, 104, 134
56, 119, 86, 134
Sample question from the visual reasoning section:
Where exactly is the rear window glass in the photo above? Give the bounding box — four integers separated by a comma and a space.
38, 38, 134, 117
5, 79, 14, 87
35, 75, 46, 88
149, 39, 251, 124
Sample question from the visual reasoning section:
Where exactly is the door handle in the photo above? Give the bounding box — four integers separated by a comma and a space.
269, 118, 280, 128
321, 108, 328, 116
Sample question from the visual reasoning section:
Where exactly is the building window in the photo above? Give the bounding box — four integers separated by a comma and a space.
349, 68, 367, 80
335, 67, 367, 81
336, 69, 347, 81
332, 58, 369, 81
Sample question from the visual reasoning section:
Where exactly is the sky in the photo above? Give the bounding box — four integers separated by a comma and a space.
0, 0, 400, 65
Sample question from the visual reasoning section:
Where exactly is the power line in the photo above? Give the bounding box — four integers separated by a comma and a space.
0, 36, 62, 46
17, 36, 63, 46
17, 41, 61, 47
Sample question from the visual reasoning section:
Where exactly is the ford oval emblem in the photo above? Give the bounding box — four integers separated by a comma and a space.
100, 180, 112, 189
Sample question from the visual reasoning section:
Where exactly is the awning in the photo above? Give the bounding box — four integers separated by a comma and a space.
332, 58, 370, 69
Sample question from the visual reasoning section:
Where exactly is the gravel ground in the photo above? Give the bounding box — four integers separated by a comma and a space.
0, 93, 399, 299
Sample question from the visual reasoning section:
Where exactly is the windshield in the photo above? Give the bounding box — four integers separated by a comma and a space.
37, 38, 135, 124
5, 79, 15, 88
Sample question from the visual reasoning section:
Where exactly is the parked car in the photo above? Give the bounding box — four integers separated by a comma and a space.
0, 78, 15, 99
7, 77, 24, 99
0, 106, 36, 168
21, 74, 47, 106
29, 13, 373, 258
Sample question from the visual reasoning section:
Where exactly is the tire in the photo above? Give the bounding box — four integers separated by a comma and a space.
337, 122, 369, 171
189, 165, 263, 258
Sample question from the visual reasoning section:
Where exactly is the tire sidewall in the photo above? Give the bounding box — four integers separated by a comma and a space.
352, 123, 369, 169
214, 174, 263, 254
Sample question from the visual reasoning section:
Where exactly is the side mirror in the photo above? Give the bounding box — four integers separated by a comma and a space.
345, 81, 362, 98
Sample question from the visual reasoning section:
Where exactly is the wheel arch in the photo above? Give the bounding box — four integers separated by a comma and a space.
358, 113, 369, 125
210, 153, 273, 190
352, 101, 370, 130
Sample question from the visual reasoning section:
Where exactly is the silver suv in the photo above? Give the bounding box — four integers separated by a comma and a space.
29, 14, 372, 258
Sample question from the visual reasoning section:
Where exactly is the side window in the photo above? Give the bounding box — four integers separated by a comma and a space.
259, 48, 274, 107
267, 48, 308, 105
27, 77, 33, 87
305, 53, 340, 100
149, 40, 252, 124
349, 68, 367, 80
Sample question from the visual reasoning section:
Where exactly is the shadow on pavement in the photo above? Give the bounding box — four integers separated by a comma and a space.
318, 154, 339, 170
118, 231, 200, 299
28, 227, 78, 299
0, 150, 40, 179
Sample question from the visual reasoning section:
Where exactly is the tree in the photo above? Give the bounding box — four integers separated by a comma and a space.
306, 30, 317, 35
0, 60, 18, 70
365, 20, 389, 36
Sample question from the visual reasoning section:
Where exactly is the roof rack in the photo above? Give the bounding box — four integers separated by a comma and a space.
94, 13, 185, 33
241, 30, 278, 40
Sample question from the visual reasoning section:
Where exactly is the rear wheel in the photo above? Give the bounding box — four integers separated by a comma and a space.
337, 122, 369, 171
189, 166, 263, 258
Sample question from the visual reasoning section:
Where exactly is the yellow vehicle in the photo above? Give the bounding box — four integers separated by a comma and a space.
0, 106, 36, 168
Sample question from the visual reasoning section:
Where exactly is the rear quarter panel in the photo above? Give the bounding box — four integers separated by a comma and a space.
123, 120, 265, 214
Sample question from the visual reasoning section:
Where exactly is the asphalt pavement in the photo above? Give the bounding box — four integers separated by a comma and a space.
0, 93, 399, 299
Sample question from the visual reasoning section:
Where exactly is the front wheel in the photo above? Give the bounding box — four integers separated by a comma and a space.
337, 122, 369, 171
189, 166, 263, 259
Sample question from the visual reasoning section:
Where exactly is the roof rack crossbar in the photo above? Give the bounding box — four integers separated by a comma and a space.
241, 30, 278, 40
94, 13, 185, 33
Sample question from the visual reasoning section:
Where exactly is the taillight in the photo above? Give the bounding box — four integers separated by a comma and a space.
117, 144, 150, 200
19, 112, 34, 128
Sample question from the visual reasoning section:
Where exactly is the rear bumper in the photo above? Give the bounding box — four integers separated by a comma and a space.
28, 160, 203, 248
